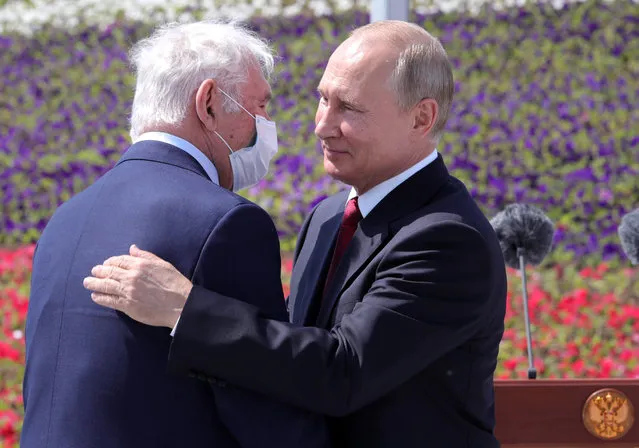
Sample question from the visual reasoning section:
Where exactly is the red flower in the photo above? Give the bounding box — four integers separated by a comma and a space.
0, 410, 19, 445
282, 258, 293, 275
571, 359, 585, 375
600, 358, 615, 377
503, 359, 517, 371
0, 342, 21, 362
2, 288, 29, 323
580, 266, 603, 279
620, 349, 633, 362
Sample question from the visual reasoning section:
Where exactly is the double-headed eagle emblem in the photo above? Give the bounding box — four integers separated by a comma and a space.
582, 388, 634, 440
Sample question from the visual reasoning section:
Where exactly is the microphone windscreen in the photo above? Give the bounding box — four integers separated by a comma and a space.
490, 203, 555, 269
619, 209, 639, 265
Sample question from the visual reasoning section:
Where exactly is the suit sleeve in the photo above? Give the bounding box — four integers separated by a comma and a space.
177, 203, 330, 448
168, 220, 493, 417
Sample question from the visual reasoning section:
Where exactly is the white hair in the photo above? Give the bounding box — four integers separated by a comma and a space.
128, 20, 275, 140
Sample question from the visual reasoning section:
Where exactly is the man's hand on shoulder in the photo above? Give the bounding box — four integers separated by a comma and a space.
83, 244, 192, 328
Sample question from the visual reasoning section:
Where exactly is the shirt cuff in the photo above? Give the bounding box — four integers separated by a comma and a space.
170, 315, 181, 337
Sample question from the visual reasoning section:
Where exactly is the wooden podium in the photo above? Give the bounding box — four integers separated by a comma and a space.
495, 379, 639, 447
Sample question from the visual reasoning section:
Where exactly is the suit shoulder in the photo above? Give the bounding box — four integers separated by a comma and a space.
425, 176, 490, 223
396, 178, 496, 242
108, 154, 263, 216
137, 167, 265, 220
195, 183, 259, 212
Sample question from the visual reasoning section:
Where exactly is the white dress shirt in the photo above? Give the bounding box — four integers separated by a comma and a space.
135, 132, 220, 185
347, 149, 439, 216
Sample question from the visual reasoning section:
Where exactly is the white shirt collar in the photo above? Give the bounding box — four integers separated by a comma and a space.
347, 149, 439, 218
134, 132, 220, 185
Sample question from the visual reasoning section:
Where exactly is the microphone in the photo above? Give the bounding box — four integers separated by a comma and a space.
618, 208, 639, 265
490, 203, 555, 380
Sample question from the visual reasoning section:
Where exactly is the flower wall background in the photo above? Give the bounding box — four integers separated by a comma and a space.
2, 0, 637, 260
1, 0, 638, 445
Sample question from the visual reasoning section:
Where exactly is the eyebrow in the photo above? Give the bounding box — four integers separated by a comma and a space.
264, 92, 272, 102
317, 87, 363, 110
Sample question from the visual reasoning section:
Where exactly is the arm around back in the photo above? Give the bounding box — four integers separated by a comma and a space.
169, 219, 494, 417
174, 202, 330, 448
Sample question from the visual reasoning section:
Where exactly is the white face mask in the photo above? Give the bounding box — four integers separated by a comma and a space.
214, 88, 279, 192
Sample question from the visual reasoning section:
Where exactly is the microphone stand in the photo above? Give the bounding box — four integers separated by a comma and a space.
518, 247, 537, 379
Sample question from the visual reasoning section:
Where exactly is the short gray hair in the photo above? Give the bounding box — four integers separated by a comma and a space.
351, 21, 454, 142
128, 20, 275, 140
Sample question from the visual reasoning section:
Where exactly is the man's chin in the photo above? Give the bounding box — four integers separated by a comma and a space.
323, 160, 353, 186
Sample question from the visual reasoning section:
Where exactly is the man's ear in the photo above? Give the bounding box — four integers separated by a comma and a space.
195, 79, 218, 131
412, 98, 438, 138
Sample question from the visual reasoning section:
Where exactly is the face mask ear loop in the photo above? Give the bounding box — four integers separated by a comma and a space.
214, 131, 235, 154
218, 88, 256, 120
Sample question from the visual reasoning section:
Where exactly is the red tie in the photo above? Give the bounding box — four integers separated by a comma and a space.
323, 197, 362, 296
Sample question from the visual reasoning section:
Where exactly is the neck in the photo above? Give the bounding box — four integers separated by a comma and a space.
213, 151, 233, 190
150, 124, 233, 190
353, 145, 436, 195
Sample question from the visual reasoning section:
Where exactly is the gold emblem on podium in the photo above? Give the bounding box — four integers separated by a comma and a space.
582, 388, 634, 440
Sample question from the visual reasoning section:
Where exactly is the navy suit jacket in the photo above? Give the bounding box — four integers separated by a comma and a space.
166, 154, 508, 447
21, 141, 330, 448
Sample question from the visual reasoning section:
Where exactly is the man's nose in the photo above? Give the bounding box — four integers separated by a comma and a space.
315, 110, 339, 139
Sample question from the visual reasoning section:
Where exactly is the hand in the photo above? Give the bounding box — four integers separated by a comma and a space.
83, 244, 193, 328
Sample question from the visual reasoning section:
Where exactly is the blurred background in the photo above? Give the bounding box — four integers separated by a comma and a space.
0, 0, 637, 445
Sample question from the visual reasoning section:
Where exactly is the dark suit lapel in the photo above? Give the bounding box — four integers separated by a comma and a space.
115, 141, 212, 181
294, 195, 346, 326
316, 217, 389, 328
315, 153, 450, 328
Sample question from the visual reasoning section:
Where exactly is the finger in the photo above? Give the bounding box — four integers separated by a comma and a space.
103, 255, 139, 269
90, 264, 129, 281
83, 276, 122, 296
130, 244, 164, 262
91, 292, 123, 311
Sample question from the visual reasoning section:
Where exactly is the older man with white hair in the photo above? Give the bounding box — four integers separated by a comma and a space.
21, 20, 330, 448
85, 20, 507, 448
